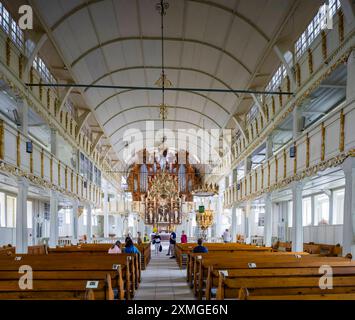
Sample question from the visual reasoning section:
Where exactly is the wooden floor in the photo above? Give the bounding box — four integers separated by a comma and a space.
134, 243, 195, 300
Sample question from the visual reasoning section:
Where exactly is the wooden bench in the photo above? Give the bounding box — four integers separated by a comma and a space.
177, 242, 273, 269
192, 252, 315, 299
273, 241, 343, 256
0, 245, 47, 256
47, 245, 141, 287
215, 260, 355, 300
0, 254, 133, 300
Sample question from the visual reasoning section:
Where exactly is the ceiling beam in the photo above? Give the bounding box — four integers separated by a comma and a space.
91, 131, 104, 153
76, 110, 91, 138
273, 45, 296, 89
319, 84, 346, 89
250, 93, 267, 121
94, 87, 230, 115
102, 105, 222, 128
70, 37, 252, 75
24, 33, 48, 82
232, 114, 247, 140
58, 86, 74, 114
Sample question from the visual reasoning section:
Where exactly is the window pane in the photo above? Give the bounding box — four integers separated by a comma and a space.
333, 189, 344, 224
65, 209, 71, 224
288, 201, 293, 227
0, 192, 5, 227
27, 201, 32, 229
302, 197, 312, 226
6, 196, 16, 228
314, 194, 329, 225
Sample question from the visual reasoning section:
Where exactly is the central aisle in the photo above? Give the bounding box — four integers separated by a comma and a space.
134, 244, 196, 300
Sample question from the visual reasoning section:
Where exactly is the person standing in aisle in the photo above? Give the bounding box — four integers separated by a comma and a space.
152, 232, 161, 255
222, 229, 231, 243
180, 230, 187, 243
169, 230, 177, 259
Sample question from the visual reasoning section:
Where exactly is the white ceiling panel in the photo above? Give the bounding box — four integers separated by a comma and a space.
32, 0, 305, 161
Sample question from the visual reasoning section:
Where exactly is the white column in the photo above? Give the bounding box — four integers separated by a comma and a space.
71, 201, 79, 245
342, 157, 355, 257
18, 99, 29, 136
244, 156, 252, 173
114, 215, 119, 237
264, 193, 273, 247
31, 200, 38, 245
245, 202, 251, 244
292, 106, 303, 140
103, 182, 109, 238
49, 191, 59, 248
346, 50, 355, 103
291, 181, 303, 252
15, 178, 29, 254
50, 129, 58, 156
265, 136, 273, 160
231, 205, 237, 242
86, 204, 92, 243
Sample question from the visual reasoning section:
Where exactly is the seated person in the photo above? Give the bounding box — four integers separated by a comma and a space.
124, 238, 141, 255
193, 238, 208, 253
137, 232, 143, 245
143, 232, 150, 243
108, 240, 121, 254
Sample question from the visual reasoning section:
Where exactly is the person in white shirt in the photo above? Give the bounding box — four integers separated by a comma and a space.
222, 229, 231, 243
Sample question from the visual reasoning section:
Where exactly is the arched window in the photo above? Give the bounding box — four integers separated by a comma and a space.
140, 164, 148, 192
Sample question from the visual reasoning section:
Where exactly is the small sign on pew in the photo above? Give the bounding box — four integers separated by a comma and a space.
295, 254, 302, 259
14, 256, 22, 261
219, 270, 229, 277
248, 262, 257, 269
86, 281, 99, 289
112, 264, 121, 270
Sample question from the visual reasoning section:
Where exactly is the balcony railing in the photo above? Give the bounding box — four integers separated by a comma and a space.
0, 118, 101, 205
211, 9, 352, 181
224, 98, 355, 207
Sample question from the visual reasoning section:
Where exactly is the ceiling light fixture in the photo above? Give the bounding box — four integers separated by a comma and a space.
155, 0, 171, 131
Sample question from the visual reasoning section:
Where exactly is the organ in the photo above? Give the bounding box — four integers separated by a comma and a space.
127, 149, 200, 228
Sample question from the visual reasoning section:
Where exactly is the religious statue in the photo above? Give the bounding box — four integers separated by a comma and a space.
174, 209, 179, 223
148, 207, 154, 224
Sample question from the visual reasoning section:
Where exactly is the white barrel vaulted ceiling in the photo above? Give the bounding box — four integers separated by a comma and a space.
29, 0, 323, 163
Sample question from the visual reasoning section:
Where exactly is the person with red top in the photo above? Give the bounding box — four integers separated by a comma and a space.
181, 230, 187, 243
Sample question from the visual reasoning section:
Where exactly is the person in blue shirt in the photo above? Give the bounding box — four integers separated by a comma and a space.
193, 238, 208, 253
124, 238, 141, 255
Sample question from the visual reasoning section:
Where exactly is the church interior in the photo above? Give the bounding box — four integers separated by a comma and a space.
0, 0, 355, 302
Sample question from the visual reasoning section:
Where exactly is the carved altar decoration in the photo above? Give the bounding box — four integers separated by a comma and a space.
127, 149, 200, 228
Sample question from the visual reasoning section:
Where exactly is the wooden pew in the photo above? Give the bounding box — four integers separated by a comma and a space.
0, 245, 46, 256
177, 242, 273, 270
303, 243, 343, 256
215, 261, 355, 300
47, 245, 141, 288
0, 254, 131, 300
273, 241, 343, 257
193, 252, 315, 299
